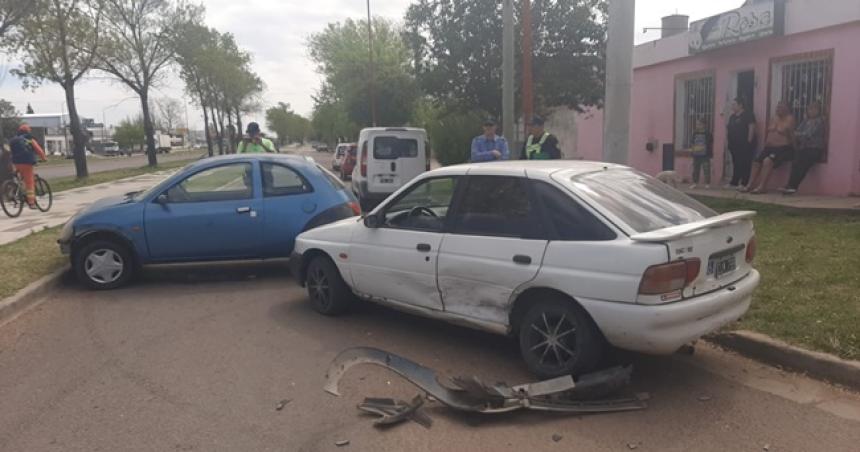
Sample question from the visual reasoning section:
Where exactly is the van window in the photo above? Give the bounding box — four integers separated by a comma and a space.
373, 136, 418, 159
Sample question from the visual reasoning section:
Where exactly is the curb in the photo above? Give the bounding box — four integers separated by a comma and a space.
0, 266, 69, 326
707, 330, 860, 391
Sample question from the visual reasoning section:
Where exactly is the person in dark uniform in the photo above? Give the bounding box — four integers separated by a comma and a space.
521, 116, 561, 160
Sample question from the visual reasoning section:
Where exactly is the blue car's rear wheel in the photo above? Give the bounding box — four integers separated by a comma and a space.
306, 256, 352, 316
75, 239, 134, 290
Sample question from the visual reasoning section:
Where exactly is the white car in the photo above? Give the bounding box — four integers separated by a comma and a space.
291, 161, 760, 377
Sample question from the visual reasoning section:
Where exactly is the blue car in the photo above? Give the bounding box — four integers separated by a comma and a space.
58, 154, 360, 289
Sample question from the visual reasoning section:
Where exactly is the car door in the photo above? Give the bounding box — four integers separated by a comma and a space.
144, 161, 262, 261
349, 176, 459, 311
436, 175, 549, 325
367, 132, 424, 194
259, 161, 317, 257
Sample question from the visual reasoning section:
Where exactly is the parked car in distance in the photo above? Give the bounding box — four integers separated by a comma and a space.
351, 127, 430, 210
332, 143, 354, 171
292, 161, 760, 378
59, 154, 360, 290
340, 145, 358, 181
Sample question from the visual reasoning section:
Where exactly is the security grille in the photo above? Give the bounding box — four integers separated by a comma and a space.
680, 76, 715, 148
780, 56, 832, 125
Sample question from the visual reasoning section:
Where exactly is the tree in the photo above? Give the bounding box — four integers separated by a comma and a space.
0, 98, 21, 140
308, 18, 419, 128
112, 116, 145, 150
266, 102, 311, 145
98, 0, 189, 166
311, 100, 358, 146
155, 98, 183, 133
404, 0, 607, 117
9, 0, 101, 178
0, 0, 33, 37
25, 103, 34, 114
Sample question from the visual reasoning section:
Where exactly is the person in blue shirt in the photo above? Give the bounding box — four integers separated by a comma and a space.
470, 118, 509, 162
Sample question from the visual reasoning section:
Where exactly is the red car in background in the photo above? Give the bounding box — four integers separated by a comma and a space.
339, 144, 357, 180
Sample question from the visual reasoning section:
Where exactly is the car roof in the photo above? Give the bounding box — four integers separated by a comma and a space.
424, 160, 630, 179
184, 153, 316, 171
359, 127, 426, 134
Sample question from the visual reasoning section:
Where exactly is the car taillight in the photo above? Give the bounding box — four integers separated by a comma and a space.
360, 147, 367, 177
425, 146, 431, 171
348, 201, 361, 216
746, 236, 757, 263
638, 259, 700, 295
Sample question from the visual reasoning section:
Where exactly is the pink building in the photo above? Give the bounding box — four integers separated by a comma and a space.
576, 0, 860, 196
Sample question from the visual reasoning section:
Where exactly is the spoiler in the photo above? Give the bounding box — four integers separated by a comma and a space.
630, 211, 756, 242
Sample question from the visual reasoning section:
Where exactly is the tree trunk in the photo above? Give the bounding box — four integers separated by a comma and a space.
234, 106, 243, 148
64, 82, 88, 179
215, 108, 226, 155
213, 106, 224, 155
140, 90, 158, 166
226, 110, 235, 153
201, 99, 214, 157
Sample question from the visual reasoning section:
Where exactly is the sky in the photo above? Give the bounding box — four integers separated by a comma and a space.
0, 0, 743, 131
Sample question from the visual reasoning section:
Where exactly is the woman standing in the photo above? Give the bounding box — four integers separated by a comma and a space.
725, 97, 756, 188
781, 101, 826, 194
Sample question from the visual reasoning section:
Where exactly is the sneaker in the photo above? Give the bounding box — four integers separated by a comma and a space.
704, 184, 711, 189
782, 188, 797, 195
689, 184, 698, 189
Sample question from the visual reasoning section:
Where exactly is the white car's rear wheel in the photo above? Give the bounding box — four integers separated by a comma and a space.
306, 256, 352, 316
518, 297, 603, 378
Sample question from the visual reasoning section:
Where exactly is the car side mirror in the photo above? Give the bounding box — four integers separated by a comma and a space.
363, 213, 380, 229
156, 193, 169, 204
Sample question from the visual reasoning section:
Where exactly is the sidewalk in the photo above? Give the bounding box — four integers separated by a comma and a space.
0, 171, 176, 246
685, 186, 860, 211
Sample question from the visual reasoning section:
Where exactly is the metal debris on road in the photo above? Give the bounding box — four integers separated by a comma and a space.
335, 439, 350, 447
324, 347, 647, 415
275, 399, 291, 411
357, 395, 433, 429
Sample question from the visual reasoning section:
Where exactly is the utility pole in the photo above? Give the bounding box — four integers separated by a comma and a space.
521, 0, 534, 146
603, 0, 635, 164
366, 0, 377, 127
502, 0, 515, 148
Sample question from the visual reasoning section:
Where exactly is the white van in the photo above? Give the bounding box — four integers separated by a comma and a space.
352, 127, 430, 209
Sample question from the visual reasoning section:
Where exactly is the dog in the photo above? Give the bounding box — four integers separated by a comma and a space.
655, 170, 681, 188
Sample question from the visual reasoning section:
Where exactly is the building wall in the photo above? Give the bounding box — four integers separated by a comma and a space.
577, 21, 860, 195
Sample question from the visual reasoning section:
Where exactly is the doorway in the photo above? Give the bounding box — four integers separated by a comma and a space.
736, 70, 755, 111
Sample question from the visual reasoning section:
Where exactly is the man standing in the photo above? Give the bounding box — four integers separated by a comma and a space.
470, 118, 509, 162
521, 116, 561, 160
237, 122, 275, 153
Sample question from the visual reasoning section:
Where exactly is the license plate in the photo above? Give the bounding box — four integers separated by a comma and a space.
380, 178, 394, 184
708, 254, 737, 278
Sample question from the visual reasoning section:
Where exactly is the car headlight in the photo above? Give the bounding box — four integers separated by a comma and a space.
60, 216, 76, 242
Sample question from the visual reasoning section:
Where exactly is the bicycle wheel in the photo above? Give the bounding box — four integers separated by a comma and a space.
1, 179, 24, 218
34, 176, 53, 212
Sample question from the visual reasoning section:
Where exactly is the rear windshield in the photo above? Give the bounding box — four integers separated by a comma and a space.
373, 136, 418, 159
559, 169, 716, 233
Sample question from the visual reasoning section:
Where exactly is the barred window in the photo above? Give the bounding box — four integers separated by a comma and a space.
674, 75, 715, 149
770, 52, 832, 155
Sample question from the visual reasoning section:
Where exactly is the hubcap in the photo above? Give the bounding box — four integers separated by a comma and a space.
85, 249, 124, 284
308, 267, 331, 308
528, 312, 578, 368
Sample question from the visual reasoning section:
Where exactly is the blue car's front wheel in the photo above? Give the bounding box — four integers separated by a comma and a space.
75, 239, 134, 290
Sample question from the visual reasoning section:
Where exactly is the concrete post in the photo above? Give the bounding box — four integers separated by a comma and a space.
603, 0, 635, 164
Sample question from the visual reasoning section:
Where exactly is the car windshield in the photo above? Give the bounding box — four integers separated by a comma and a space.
556, 169, 717, 234
373, 136, 418, 159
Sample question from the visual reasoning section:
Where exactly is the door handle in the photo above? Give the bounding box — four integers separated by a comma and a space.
416, 243, 431, 252
236, 206, 251, 213
390, 162, 396, 172
513, 255, 532, 265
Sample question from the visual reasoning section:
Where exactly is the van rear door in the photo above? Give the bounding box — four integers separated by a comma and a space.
367, 130, 426, 194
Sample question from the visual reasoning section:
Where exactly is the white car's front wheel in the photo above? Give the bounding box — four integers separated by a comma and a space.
306, 256, 353, 316
518, 297, 604, 378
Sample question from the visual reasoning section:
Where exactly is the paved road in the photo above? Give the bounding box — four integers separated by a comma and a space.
1, 265, 859, 452
38, 149, 206, 180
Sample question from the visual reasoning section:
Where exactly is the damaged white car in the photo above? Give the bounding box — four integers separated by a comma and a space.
291, 161, 760, 378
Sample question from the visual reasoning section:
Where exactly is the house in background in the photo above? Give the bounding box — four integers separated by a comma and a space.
575, 0, 860, 196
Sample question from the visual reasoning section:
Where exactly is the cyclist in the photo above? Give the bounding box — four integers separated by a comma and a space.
9, 124, 47, 208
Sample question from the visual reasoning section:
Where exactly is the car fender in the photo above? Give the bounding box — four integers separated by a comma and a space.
72, 224, 144, 264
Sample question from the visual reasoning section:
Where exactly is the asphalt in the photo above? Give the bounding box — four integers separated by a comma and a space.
1, 263, 859, 452
37, 149, 205, 180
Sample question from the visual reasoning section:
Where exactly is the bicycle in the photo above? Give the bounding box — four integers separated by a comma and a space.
1, 171, 52, 217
